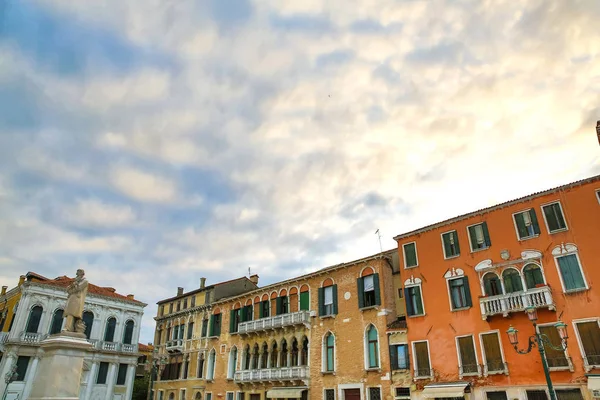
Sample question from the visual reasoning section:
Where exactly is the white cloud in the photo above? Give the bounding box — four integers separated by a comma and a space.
62, 198, 137, 228
109, 165, 178, 203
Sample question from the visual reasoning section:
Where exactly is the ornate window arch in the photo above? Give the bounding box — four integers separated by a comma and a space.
365, 324, 380, 369
502, 268, 524, 293
123, 319, 135, 344
49, 308, 64, 335
26, 305, 43, 333
104, 316, 117, 342
482, 272, 503, 296
323, 331, 335, 372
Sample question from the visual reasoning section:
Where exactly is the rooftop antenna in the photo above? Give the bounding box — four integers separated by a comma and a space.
248, 267, 251, 277
375, 229, 383, 255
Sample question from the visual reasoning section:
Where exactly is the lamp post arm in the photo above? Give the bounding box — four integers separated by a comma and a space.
538, 334, 567, 352
512, 335, 537, 354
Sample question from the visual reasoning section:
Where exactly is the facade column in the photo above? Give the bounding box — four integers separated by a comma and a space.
124, 363, 136, 400
104, 362, 118, 400
84, 361, 99, 400
38, 308, 50, 334
21, 354, 41, 399
9, 293, 30, 340
0, 352, 17, 394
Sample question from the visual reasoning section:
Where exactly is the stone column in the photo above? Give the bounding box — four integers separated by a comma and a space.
124, 363, 136, 400
104, 362, 118, 400
0, 351, 17, 394
21, 354, 41, 399
9, 293, 30, 340
84, 361, 98, 400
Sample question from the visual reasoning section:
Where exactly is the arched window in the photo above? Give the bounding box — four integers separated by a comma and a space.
207, 349, 216, 380
261, 343, 268, 369
523, 264, 545, 289
483, 273, 503, 296
502, 269, 523, 293
228, 346, 237, 379
301, 337, 308, 366
49, 309, 64, 334
104, 317, 117, 342
291, 338, 299, 366
82, 311, 94, 339
195, 393, 202, 400
123, 320, 134, 344
169, 393, 174, 400
26, 305, 43, 333
270, 342, 278, 368
280, 339, 288, 367
252, 344, 259, 369
197, 353, 205, 378
366, 325, 379, 368
324, 333, 335, 371
244, 345, 251, 370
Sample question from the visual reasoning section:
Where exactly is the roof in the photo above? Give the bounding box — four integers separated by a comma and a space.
387, 319, 408, 331
157, 276, 258, 305
34, 276, 146, 305
25, 272, 50, 281
394, 173, 600, 241
138, 343, 154, 352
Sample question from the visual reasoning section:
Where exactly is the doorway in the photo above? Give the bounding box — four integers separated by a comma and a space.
344, 389, 361, 400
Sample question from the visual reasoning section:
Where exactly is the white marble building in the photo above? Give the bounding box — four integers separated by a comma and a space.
0, 275, 146, 400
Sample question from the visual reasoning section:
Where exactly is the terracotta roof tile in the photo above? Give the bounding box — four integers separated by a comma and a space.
138, 343, 154, 352
35, 276, 145, 305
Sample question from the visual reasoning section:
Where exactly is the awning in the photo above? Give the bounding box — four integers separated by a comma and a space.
422, 382, 469, 399
266, 388, 307, 399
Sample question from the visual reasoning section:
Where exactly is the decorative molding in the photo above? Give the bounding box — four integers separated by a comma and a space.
474, 259, 493, 272
404, 275, 422, 286
521, 250, 543, 260
551, 243, 577, 256
444, 268, 464, 279
500, 250, 510, 260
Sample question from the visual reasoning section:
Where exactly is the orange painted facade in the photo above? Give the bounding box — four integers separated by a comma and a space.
394, 175, 600, 400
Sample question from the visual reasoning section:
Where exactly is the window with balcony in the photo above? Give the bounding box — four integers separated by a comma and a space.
260, 300, 270, 318
574, 320, 600, 368
537, 324, 569, 369
523, 264, 545, 289
365, 324, 380, 369
251, 344, 259, 369
513, 209, 541, 240
261, 343, 268, 368
228, 346, 237, 379
207, 349, 216, 380
291, 338, 299, 366
243, 345, 251, 370
412, 341, 431, 378
104, 317, 117, 342
270, 342, 278, 368
502, 269, 523, 293
483, 273, 503, 296
468, 222, 491, 251
542, 202, 567, 233
242, 304, 253, 321
403, 242, 418, 268
197, 353, 205, 378
405, 283, 424, 317
15, 356, 30, 381
324, 332, 335, 372
301, 337, 308, 365
300, 285, 310, 311
116, 363, 127, 385
456, 335, 479, 376
49, 308, 64, 334
276, 295, 289, 315
230, 307, 241, 334
442, 230, 460, 258
187, 322, 194, 340
480, 331, 506, 374
447, 277, 472, 310
209, 312, 221, 337
123, 320, 134, 344
319, 280, 338, 316
280, 339, 288, 367
26, 305, 43, 333
389, 343, 409, 370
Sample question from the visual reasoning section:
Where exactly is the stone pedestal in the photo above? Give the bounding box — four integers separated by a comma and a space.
28, 334, 92, 400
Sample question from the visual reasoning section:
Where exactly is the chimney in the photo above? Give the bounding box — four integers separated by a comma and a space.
18, 275, 26, 286
105, 287, 116, 293
1, 286, 7, 295
127, 294, 135, 300
249, 274, 259, 285
199, 277, 206, 289
177, 287, 184, 296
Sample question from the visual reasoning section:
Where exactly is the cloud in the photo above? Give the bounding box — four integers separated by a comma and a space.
61, 198, 137, 228
109, 165, 178, 203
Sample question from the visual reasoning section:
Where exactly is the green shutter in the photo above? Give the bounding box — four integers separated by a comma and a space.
468, 226, 478, 250
414, 286, 424, 315
357, 277, 365, 308
373, 273, 381, 306
514, 213, 528, 239
554, 204, 566, 229
276, 297, 282, 315
332, 285, 338, 315
482, 222, 491, 247
455, 234, 461, 256
530, 209, 541, 234
390, 345, 399, 369
557, 255, 585, 290
318, 287, 325, 316
404, 288, 414, 316
443, 233, 452, 257
209, 315, 215, 336
230, 310, 236, 333
463, 277, 472, 307
404, 243, 417, 267
259, 303, 263, 319
299, 292, 309, 311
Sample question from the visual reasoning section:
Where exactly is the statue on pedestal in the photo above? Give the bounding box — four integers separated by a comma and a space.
63, 269, 89, 334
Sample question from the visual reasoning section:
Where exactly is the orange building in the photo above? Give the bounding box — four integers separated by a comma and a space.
393, 175, 600, 400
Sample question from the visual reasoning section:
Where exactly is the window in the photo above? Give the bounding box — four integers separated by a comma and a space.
513, 209, 541, 240
280, 340, 288, 367
177, 302, 181, 312
524, 264, 545, 289
197, 353, 205, 378
395, 388, 411, 400
324, 389, 335, 400
457, 335, 478, 376
299, 286, 310, 311
261, 343, 269, 368
389, 344, 409, 370
442, 230, 460, 258
116, 363, 127, 385
468, 222, 491, 251
230, 309, 241, 334
368, 388, 381, 400
252, 344, 259, 369
181, 390, 187, 400
301, 337, 308, 366
206, 394, 212, 400
276, 296, 288, 315
226, 393, 234, 400
183, 357, 189, 379
575, 320, 600, 367
201, 318, 208, 337
537, 325, 569, 368
405, 285, 424, 316
241, 305, 253, 322
26, 305, 43, 333
210, 313, 221, 337
15, 356, 30, 381
413, 341, 431, 378
526, 391, 548, 400
291, 338, 299, 366
481, 332, 506, 374
403, 242, 418, 268
49, 309, 64, 334
448, 277, 472, 310
502, 269, 523, 293
187, 322, 194, 340
366, 325, 380, 369
324, 333, 335, 372
358, 274, 381, 309
104, 317, 117, 342
183, 299, 188, 309
555, 254, 586, 291
483, 273, 503, 296
191, 296, 196, 307
319, 285, 337, 316
487, 393, 508, 400
83, 311, 94, 339
123, 320, 134, 344
555, 389, 583, 400
542, 202, 567, 233
260, 300, 270, 318
270, 342, 278, 368
237, 393, 245, 400
97, 362, 109, 384
207, 349, 216, 380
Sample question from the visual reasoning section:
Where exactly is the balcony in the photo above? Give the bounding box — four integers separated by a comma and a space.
234, 366, 309, 383
237, 310, 311, 335
18, 332, 48, 344
165, 339, 183, 353
88, 340, 138, 353
479, 286, 554, 319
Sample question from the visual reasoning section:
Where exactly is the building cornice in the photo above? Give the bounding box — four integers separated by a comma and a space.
24, 282, 147, 308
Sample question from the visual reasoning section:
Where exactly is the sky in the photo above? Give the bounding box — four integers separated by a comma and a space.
0, 0, 599, 344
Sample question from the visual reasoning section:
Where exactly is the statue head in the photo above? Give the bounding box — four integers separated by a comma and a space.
76, 269, 85, 278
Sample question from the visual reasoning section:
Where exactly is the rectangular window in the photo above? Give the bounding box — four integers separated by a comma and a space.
468, 222, 491, 251
556, 389, 583, 400
183, 299, 188, 309
403, 242, 418, 268
169, 303, 173, 313
324, 389, 335, 400
324, 286, 334, 315
15, 356, 30, 381
364, 275, 376, 307
96, 361, 109, 384
556, 254, 586, 291
542, 202, 567, 233
457, 336, 478, 375
201, 319, 208, 337
513, 209, 541, 240
413, 341, 431, 378
526, 391, 548, 400
537, 325, 568, 368
191, 296, 195, 307
181, 390, 186, 400
389, 344, 409, 370
395, 388, 411, 400
275, 296, 289, 315
596, 190, 600, 204
368, 388, 382, 400
487, 392, 508, 400
226, 393, 234, 400
357, 274, 381, 309
405, 286, 424, 316
237, 393, 245, 400
448, 277, 472, 310
187, 322, 194, 339
177, 302, 181, 311
116, 363, 127, 385
230, 309, 241, 334
299, 291, 309, 311
575, 321, 600, 367
442, 230, 460, 258
481, 332, 505, 373
206, 394, 212, 400
259, 300, 270, 318
210, 314, 221, 336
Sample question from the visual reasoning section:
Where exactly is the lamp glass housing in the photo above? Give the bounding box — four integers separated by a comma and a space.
525, 307, 538, 322
507, 326, 519, 345
555, 321, 568, 340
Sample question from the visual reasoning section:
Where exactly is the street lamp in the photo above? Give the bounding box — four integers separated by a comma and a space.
2, 364, 19, 400
146, 350, 167, 400
506, 307, 569, 400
